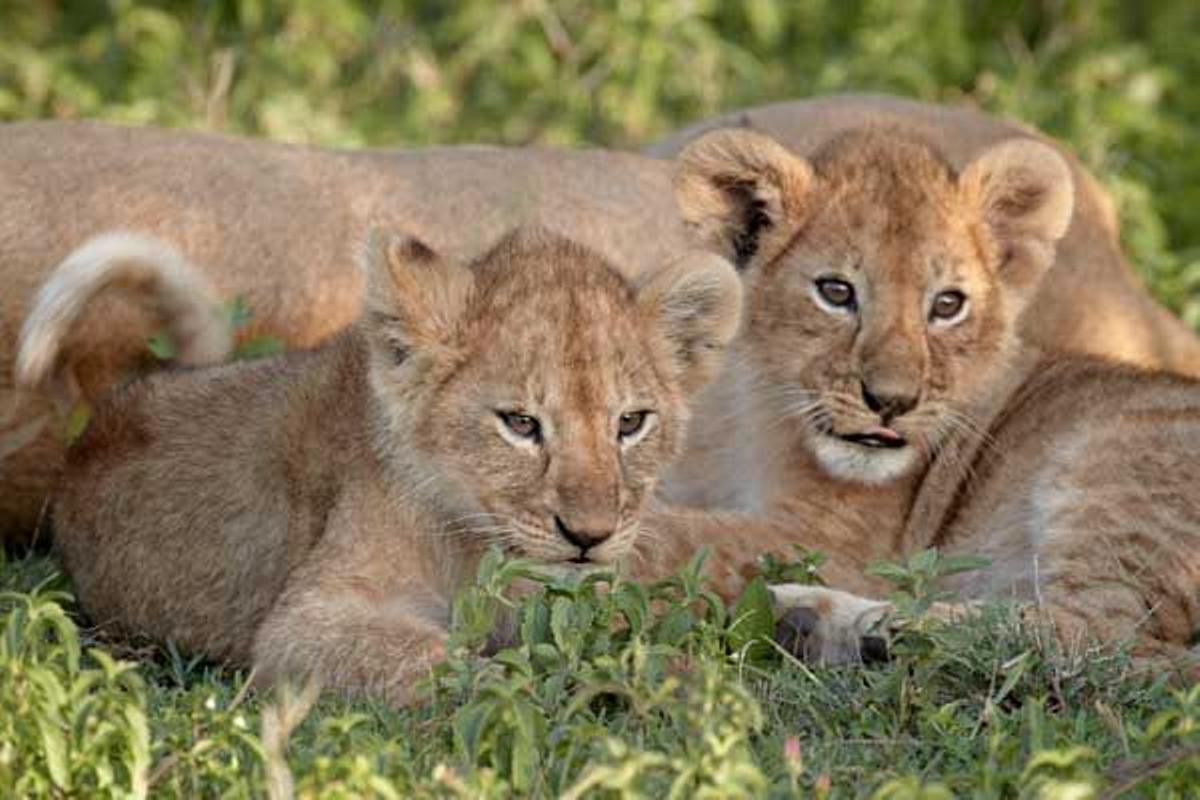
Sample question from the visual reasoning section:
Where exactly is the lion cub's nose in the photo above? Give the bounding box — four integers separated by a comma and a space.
860, 380, 918, 421
554, 515, 614, 552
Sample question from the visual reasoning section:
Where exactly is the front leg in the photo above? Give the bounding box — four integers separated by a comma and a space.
253, 582, 448, 707
767, 585, 980, 666
250, 508, 455, 707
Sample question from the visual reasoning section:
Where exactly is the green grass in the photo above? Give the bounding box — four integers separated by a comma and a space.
4, 2, 1200, 796
4, 1, 1200, 326
3, 547, 1197, 797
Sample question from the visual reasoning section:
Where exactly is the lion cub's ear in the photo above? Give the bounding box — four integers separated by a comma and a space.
959, 139, 1075, 292
638, 252, 743, 394
362, 231, 475, 358
675, 129, 814, 272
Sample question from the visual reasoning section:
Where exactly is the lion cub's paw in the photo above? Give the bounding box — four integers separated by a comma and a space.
768, 585, 894, 666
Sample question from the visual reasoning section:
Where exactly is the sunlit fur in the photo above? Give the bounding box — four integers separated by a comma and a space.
7, 98, 1200, 545
0, 121, 689, 545
667, 128, 1063, 497
44, 228, 741, 705
640, 128, 1200, 678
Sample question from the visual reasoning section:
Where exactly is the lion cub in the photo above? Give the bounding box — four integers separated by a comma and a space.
29, 227, 741, 704
639, 127, 1200, 676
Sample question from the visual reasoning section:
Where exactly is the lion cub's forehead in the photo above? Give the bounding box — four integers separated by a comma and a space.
804, 132, 977, 275
460, 243, 661, 400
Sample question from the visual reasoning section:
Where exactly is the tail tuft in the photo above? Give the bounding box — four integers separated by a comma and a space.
16, 232, 232, 402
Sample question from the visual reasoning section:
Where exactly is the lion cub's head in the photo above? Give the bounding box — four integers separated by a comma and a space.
676, 128, 1074, 484
360, 227, 741, 565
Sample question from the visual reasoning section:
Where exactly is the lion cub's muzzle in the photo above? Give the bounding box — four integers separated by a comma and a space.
554, 514, 615, 563
836, 378, 917, 449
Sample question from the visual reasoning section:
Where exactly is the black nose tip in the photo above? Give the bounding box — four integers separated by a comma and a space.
860, 380, 918, 421
554, 516, 613, 553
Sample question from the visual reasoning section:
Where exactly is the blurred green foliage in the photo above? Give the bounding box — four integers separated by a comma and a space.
2, 1, 1199, 325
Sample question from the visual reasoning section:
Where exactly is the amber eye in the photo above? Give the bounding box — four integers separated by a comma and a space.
815, 278, 856, 310
498, 412, 541, 441
930, 290, 967, 322
618, 411, 650, 440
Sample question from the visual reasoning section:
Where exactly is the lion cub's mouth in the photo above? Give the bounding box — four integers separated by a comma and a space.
838, 427, 907, 450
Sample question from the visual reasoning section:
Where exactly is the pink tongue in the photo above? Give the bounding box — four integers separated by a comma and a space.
863, 425, 904, 442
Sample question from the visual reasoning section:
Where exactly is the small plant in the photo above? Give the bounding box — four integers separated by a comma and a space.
0, 585, 151, 798
866, 547, 989, 616
424, 547, 764, 796
756, 545, 828, 586
2, 547, 1198, 796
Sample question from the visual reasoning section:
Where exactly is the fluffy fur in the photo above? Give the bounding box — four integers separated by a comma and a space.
643, 127, 1199, 678
46, 228, 742, 705
16, 231, 232, 408
0, 123, 684, 542
649, 93, 1200, 374
3, 94, 1197, 543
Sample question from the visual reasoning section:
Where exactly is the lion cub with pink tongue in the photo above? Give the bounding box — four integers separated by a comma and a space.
37, 227, 740, 706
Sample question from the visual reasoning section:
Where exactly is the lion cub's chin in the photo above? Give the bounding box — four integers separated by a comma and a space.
808, 433, 922, 485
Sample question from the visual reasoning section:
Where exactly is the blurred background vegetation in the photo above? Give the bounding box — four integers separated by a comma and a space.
3, 0, 1199, 325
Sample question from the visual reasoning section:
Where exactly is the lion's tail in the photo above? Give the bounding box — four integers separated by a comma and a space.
16, 232, 232, 404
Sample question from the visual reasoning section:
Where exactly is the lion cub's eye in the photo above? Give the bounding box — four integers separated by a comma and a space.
498, 412, 541, 442
815, 278, 857, 310
618, 411, 650, 440
930, 290, 967, 322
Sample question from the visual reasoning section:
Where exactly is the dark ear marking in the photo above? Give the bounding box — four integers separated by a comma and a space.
721, 179, 774, 269
362, 229, 475, 357
675, 129, 813, 273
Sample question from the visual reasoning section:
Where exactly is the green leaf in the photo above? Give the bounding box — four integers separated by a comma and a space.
453, 700, 495, 761
866, 561, 912, 584
232, 335, 283, 361
613, 582, 648, 635
220, 296, 255, 331
756, 547, 828, 585
909, 548, 939, 574
936, 554, 991, 577
36, 715, 70, 791
654, 607, 694, 647
145, 331, 177, 360
519, 600, 551, 648
550, 597, 586, 660
509, 725, 538, 793
63, 401, 92, 446
728, 577, 775, 664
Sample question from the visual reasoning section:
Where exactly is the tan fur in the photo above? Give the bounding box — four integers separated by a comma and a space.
0, 122, 684, 542
48, 228, 741, 705
637, 127, 1199, 678
649, 93, 1200, 375
16, 231, 233, 410
4, 94, 1198, 543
